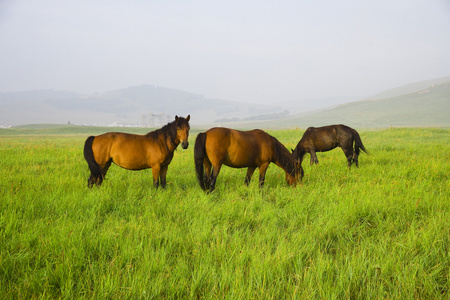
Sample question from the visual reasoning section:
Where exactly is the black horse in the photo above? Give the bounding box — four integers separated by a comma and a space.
293, 124, 367, 168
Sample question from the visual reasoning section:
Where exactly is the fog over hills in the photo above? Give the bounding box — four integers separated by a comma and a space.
0, 85, 280, 127
236, 78, 450, 129
0, 76, 449, 128
364, 75, 450, 101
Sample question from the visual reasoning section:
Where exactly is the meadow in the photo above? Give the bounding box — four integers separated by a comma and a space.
0, 127, 449, 299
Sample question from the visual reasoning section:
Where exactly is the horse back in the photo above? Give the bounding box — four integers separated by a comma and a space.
301, 125, 353, 151
205, 127, 273, 167
300, 126, 335, 151
92, 132, 166, 169
334, 124, 354, 143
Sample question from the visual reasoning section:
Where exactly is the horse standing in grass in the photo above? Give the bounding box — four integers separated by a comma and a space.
84, 115, 190, 189
292, 124, 366, 168
194, 127, 303, 192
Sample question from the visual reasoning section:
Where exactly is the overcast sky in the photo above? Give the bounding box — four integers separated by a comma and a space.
0, 0, 449, 105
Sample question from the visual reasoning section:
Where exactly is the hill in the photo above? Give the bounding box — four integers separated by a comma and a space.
365, 75, 450, 100
1, 76, 449, 129
294, 80, 450, 128
0, 85, 279, 127
225, 79, 450, 129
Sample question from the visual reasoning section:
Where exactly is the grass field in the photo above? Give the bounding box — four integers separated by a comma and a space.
0, 127, 449, 299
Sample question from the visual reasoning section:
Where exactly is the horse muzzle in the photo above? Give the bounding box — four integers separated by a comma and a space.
181, 141, 189, 149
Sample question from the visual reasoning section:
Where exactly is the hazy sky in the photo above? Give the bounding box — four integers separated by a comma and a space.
0, 0, 449, 105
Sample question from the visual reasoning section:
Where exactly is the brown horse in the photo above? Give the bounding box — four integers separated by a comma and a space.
83, 115, 190, 189
292, 124, 366, 168
194, 127, 303, 192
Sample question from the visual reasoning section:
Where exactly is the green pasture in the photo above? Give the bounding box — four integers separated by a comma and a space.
0, 127, 449, 299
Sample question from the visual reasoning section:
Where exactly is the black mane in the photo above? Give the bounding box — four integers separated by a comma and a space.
145, 116, 190, 145
146, 119, 178, 144
272, 136, 296, 175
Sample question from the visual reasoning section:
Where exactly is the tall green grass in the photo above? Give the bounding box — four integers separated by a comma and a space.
0, 128, 449, 298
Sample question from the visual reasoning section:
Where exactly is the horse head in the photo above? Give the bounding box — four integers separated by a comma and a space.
175, 115, 191, 149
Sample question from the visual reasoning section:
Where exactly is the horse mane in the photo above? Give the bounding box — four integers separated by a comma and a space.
145, 119, 177, 145
271, 136, 296, 175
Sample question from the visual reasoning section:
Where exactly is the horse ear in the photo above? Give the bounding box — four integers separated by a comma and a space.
175, 115, 179, 121
186, 115, 190, 122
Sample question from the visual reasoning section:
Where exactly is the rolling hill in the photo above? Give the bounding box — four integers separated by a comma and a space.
0, 85, 279, 127
225, 78, 450, 129
288, 80, 450, 128
1, 76, 449, 128
365, 75, 450, 100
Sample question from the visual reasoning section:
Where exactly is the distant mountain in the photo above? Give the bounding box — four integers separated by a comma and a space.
226, 77, 450, 129
1, 77, 449, 128
0, 85, 279, 126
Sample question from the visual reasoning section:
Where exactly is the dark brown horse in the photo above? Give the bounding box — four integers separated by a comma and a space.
194, 127, 303, 192
84, 115, 190, 189
292, 124, 366, 168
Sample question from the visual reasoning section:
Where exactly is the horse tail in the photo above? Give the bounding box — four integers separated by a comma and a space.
84, 136, 102, 178
194, 132, 208, 190
352, 129, 367, 155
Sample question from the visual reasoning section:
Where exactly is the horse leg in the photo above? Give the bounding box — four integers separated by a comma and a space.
209, 164, 222, 192
245, 167, 256, 186
151, 165, 161, 188
88, 173, 101, 188
342, 147, 353, 168
159, 165, 169, 189
95, 160, 111, 187
203, 160, 212, 190
310, 150, 318, 165
258, 163, 270, 188
353, 151, 359, 168
87, 174, 95, 188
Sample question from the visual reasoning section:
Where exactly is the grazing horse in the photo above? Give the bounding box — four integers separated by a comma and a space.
292, 124, 367, 168
194, 127, 303, 192
83, 115, 190, 189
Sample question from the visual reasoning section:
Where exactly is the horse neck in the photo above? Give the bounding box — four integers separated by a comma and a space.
148, 122, 178, 152
293, 145, 306, 163
272, 138, 295, 175
165, 135, 179, 152
299, 150, 306, 163
162, 124, 179, 152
